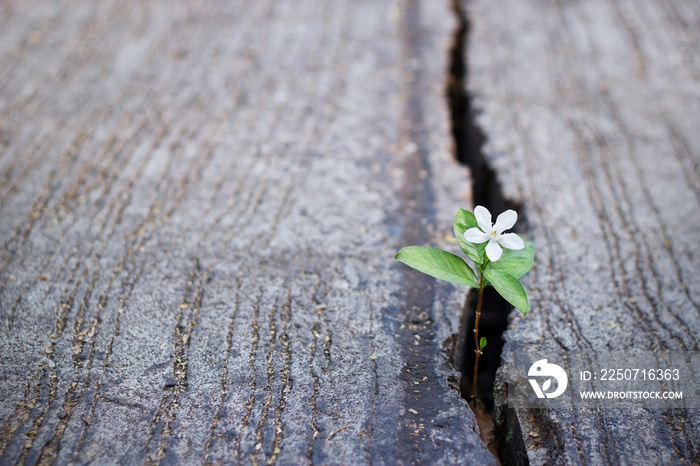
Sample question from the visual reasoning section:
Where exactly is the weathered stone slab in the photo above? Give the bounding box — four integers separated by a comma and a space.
465, 0, 700, 463
0, 0, 495, 464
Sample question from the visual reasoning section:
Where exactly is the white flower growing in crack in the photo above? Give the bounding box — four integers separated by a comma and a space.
463, 205, 524, 262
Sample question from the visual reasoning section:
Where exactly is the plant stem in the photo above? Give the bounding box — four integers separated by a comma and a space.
472, 274, 485, 404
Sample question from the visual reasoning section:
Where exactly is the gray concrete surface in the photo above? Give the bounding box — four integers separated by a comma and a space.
464, 0, 700, 464
0, 1, 496, 464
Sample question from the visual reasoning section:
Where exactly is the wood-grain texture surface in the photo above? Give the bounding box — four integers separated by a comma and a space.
0, 1, 495, 464
465, 0, 700, 464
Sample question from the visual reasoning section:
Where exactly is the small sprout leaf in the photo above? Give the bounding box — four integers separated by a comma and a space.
453, 209, 487, 265
483, 268, 529, 316
395, 246, 479, 288
485, 240, 534, 278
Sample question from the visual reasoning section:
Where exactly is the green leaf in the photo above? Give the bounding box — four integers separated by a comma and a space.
485, 240, 534, 278
483, 268, 529, 316
479, 337, 487, 351
453, 209, 487, 265
395, 246, 479, 288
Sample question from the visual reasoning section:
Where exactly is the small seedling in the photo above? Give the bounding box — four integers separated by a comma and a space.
395, 206, 534, 403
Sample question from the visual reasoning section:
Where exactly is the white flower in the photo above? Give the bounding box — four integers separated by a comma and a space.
463, 205, 524, 262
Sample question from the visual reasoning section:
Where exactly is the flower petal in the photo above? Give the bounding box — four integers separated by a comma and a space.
474, 205, 492, 234
493, 209, 517, 233
463, 228, 489, 243
498, 233, 524, 250
485, 239, 503, 262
